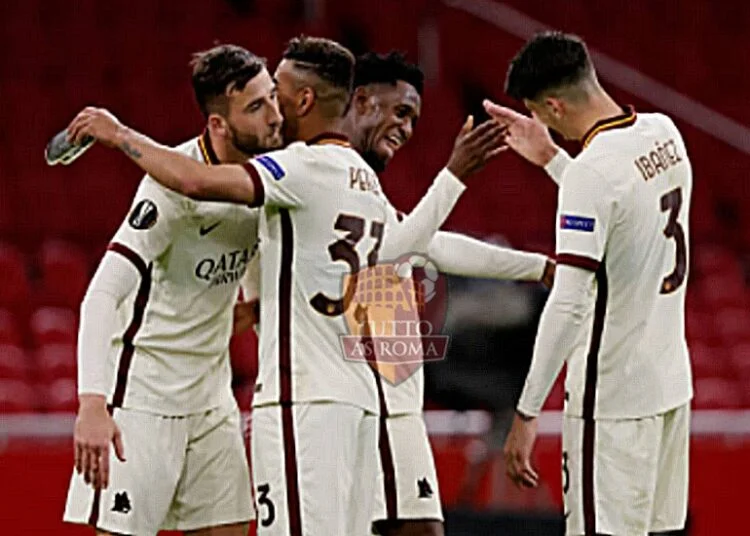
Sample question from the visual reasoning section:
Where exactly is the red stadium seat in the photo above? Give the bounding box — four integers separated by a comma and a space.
44, 378, 78, 412
0, 345, 30, 381
0, 243, 31, 313
29, 307, 78, 347
715, 307, 750, 345
0, 379, 37, 413
543, 376, 565, 410
693, 377, 743, 409
36, 343, 77, 382
690, 342, 728, 379
38, 240, 90, 309
0, 309, 23, 346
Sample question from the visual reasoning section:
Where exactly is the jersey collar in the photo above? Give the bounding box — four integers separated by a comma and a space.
198, 130, 221, 165
581, 105, 637, 148
305, 132, 351, 147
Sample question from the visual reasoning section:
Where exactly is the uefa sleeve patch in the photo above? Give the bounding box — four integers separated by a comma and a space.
560, 214, 595, 232
128, 199, 158, 230
255, 156, 285, 181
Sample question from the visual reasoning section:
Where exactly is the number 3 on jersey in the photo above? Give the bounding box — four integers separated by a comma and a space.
310, 214, 384, 316
660, 187, 686, 294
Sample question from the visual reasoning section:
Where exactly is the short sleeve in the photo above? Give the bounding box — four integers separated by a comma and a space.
242, 147, 310, 208
555, 162, 613, 271
110, 176, 187, 263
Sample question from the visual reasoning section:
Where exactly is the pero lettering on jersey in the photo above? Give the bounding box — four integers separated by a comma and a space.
349, 166, 380, 193
634, 138, 683, 181
340, 253, 449, 386
195, 247, 252, 287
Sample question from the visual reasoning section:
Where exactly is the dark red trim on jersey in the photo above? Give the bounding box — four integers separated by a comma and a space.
106, 242, 153, 408
557, 253, 601, 273
243, 163, 266, 208
582, 262, 608, 534
199, 129, 221, 165
278, 209, 302, 536
305, 132, 351, 146
581, 105, 636, 148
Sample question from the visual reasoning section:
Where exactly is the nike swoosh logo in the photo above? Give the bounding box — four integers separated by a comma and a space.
199, 221, 221, 236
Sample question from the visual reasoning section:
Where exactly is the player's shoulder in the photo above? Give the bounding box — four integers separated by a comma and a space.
253, 140, 371, 178
135, 137, 202, 207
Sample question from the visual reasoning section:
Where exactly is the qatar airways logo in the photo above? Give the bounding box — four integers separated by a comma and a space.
195, 245, 254, 287
340, 253, 449, 385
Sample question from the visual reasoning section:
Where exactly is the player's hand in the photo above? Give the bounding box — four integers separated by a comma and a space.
446, 116, 508, 180
233, 299, 260, 335
67, 107, 125, 148
482, 100, 559, 168
503, 411, 540, 489
74, 394, 126, 490
541, 259, 556, 289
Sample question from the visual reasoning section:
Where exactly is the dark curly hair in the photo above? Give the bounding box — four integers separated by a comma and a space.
354, 51, 424, 95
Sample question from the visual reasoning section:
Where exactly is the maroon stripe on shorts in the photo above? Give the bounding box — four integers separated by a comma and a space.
87, 406, 114, 527
358, 315, 398, 521
277, 209, 302, 536
107, 243, 152, 408
582, 263, 608, 535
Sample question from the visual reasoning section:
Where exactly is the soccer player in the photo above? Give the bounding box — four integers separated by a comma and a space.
341, 51, 554, 536
62, 44, 281, 536
65, 36, 506, 536
486, 32, 693, 536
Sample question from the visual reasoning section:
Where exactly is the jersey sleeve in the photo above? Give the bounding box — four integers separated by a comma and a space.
242, 148, 311, 208
555, 161, 614, 271
111, 176, 187, 262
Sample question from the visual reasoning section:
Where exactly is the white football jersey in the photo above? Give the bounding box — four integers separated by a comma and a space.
246, 136, 465, 414
557, 109, 693, 419
105, 133, 259, 415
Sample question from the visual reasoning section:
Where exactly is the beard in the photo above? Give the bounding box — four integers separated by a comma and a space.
226, 122, 282, 156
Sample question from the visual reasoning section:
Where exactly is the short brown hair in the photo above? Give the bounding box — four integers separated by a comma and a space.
282, 36, 355, 116
191, 44, 266, 117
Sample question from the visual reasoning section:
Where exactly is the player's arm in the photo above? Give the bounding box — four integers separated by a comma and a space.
234, 250, 261, 335
427, 231, 554, 286
504, 161, 613, 489
75, 178, 182, 490
67, 107, 258, 204
483, 100, 573, 185
517, 161, 612, 416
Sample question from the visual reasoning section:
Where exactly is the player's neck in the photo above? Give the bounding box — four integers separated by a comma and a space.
295, 117, 348, 144
207, 130, 251, 165
574, 92, 624, 142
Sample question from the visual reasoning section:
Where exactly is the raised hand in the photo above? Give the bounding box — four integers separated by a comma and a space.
446, 116, 508, 180
483, 100, 560, 167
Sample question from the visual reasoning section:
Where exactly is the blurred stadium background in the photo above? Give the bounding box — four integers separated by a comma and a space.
1, 0, 749, 534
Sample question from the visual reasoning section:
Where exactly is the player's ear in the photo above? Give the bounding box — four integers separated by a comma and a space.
207, 113, 228, 137
297, 87, 315, 117
352, 87, 374, 115
544, 97, 565, 120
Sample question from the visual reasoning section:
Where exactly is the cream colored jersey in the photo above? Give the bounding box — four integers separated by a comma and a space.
557, 109, 693, 419
106, 134, 259, 415
246, 137, 465, 414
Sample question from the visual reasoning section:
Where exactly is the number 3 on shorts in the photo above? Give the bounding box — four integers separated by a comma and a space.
257, 483, 276, 527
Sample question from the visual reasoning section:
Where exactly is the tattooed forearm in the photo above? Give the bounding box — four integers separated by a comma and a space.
120, 141, 142, 159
